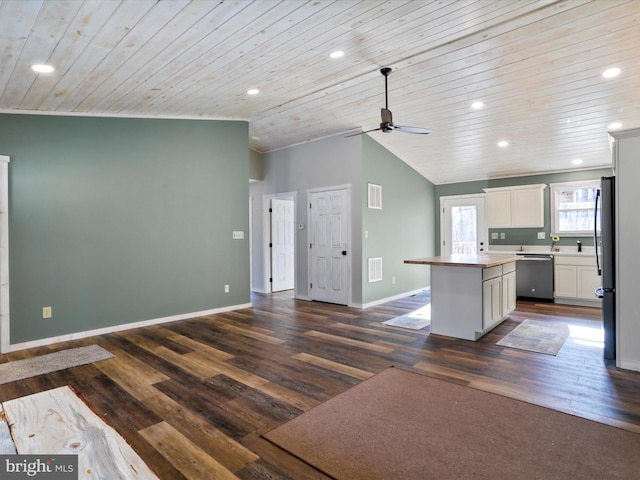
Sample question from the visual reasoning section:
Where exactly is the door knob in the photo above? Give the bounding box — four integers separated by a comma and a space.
342, 251, 347, 256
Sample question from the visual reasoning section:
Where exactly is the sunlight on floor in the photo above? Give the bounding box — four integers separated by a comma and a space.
407, 303, 431, 320
568, 324, 604, 348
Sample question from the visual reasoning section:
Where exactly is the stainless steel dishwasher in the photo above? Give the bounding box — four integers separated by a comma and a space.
516, 254, 554, 301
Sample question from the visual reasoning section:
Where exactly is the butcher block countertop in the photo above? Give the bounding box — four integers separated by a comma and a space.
404, 254, 520, 268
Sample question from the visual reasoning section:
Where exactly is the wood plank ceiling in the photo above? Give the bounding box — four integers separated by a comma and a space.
1, 0, 638, 184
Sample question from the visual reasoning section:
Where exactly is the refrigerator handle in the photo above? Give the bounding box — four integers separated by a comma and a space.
594, 188, 601, 276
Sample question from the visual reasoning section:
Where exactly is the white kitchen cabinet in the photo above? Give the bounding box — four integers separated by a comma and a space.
482, 263, 516, 330
554, 256, 601, 306
484, 184, 546, 228
485, 190, 511, 228
502, 270, 517, 315
483, 276, 502, 329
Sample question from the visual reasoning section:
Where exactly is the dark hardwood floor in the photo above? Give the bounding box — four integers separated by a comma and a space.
1, 291, 639, 479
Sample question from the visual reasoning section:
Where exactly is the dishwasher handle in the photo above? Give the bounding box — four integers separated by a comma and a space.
519, 256, 553, 261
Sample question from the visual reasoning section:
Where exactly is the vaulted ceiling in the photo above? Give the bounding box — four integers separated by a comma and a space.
1, 0, 638, 184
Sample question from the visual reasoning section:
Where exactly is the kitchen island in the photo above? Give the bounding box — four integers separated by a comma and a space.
405, 254, 519, 341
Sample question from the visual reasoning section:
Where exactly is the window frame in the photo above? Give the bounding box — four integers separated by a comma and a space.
549, 179, 600, 237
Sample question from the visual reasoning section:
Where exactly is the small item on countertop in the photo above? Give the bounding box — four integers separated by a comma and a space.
577, 240, 582, 252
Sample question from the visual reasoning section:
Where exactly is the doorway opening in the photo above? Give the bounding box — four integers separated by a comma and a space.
263, 192, 296, 295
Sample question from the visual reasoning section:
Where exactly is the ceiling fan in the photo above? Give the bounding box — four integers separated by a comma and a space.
349, 67, 432, 137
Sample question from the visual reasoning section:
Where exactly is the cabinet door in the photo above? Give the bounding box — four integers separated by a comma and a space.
554, 265, 577, 297
511, 187, 544, 227
577, 265, 600, 300
502, 271, 516, 314
483, 277, 503, 329
486, 190, 511, 228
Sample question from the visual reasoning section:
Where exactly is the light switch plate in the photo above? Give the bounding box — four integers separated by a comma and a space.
491, 232, 499, 239
232, 231, 244, 240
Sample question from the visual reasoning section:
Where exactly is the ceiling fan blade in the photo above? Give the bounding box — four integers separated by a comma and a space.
345, 127, 382, 137
393, 125, 433, 135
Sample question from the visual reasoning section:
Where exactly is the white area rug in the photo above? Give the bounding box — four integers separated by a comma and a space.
497, 320, 570, 356
0, 345, 114, 385
382, 304, 431, 330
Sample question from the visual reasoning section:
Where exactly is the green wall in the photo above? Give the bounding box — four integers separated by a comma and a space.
362, 136, 433, 303
435, 168, 614, 253
1, 114, 249, 345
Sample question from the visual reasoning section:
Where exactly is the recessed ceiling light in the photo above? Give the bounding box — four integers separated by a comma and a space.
602, 67, 621, 79
471, 101, 484, 110
608, 122, 622, 130
247, 88, 260, 95
330, 50, 344, 59
571, 159, 583, 165
497, 140, 509, 148
31, 64, 55, 73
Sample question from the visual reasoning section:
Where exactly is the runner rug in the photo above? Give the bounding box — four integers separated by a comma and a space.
0, 345, 114, 385
263, 367, 640, 480
381, 304, 431, 330
496, 319, 570, 355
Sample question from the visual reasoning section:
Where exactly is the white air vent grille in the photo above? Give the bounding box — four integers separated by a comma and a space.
368, 183, 382, 209
368, 257, 382, 283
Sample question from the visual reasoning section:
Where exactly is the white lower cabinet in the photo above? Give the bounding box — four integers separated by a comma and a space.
554, 256, 601, 306
483, 276, 502, 329
482, 263, 516, 330
502, 270, 517, 314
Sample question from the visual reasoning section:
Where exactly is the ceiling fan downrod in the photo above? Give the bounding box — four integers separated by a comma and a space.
381, 67, 392, 110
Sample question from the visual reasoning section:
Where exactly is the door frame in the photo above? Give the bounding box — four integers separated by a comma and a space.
440, 193, 487, 256
307, 184, 352, 306
262, 191, 297, 295
0, 155, 10, 353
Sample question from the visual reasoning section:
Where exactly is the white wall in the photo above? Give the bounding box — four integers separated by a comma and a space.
613, 128, 640, 371
249, 134, 363, 302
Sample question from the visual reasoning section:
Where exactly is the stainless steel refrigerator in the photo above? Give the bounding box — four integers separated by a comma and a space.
595, 176, 616, 360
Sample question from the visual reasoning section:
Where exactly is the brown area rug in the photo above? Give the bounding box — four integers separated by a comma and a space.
263, 367, 640, 480
497, 319, 570, 355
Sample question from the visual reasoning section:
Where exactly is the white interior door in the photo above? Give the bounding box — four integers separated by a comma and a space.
271, 198, 295, 292
309, 188, 350, 305
441, 195, 486, 256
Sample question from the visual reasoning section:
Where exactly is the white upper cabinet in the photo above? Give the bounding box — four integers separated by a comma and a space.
484, 184, 545, 228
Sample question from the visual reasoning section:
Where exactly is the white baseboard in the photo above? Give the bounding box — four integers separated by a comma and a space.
4, 302, 252, 353
354, 287, 430, 309
618, 359, 640, 372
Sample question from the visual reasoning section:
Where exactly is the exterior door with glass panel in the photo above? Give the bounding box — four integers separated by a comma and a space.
441, 195, 486, 256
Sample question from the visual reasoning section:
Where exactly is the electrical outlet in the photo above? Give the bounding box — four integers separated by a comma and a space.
491, 232, 499, 240
224, 284, 230, 293
500, 232, 506, 239
42, 306, 52, 319
537, 232, 546, 239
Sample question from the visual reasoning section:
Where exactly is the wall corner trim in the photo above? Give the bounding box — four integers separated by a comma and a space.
0, 155, 9, 353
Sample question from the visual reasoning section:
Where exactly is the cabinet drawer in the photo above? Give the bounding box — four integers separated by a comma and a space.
502, 261, 516, 274
483, 265, 502, 280
554, 255, 597, 267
